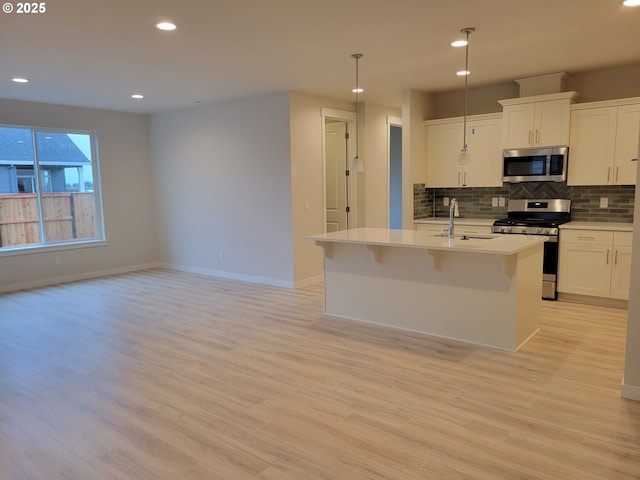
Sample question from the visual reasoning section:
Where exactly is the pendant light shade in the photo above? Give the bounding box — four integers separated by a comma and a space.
351, 53, 365, 173
456, 27, 474, 168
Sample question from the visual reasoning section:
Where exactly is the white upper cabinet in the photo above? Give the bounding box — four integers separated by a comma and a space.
425, 114, 501, 188
568, 99, 640, 186
498, 92, 578, 149
614, 104, 640, 185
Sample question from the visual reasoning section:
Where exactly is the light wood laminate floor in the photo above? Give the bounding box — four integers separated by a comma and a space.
1, 268, 639, 479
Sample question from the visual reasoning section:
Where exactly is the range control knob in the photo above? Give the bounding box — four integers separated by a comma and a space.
500, 226, 511, 233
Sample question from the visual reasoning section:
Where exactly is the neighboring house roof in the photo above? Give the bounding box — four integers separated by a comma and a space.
0, 127, 91, 166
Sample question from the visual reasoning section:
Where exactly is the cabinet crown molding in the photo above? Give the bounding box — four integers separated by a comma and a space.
498, 91, 580, 107
423, 112, 501, 126
570, 96, 640, 111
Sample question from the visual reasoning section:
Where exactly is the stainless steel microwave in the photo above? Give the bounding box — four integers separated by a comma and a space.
502, 146, 568, 183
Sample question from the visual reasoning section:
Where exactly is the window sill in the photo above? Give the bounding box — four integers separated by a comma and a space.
0, 239, 108, 258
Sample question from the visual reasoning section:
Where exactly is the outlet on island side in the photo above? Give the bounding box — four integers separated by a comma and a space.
443, 197, 449, 206
219, 251, 225, 261
600, 197, 609, 208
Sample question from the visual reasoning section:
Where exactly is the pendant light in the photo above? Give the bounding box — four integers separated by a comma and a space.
456, 27, 475, 167
351, 53, 364, 173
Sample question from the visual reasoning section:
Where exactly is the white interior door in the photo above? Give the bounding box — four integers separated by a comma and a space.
325, 120, 347, 232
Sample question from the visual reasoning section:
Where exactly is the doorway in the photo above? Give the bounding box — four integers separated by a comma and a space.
324, 120, 347, 232
389, 124, 402, 229
322, 108, 357, 233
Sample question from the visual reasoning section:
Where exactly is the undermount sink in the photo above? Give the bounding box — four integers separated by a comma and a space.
431, 233, 498, 240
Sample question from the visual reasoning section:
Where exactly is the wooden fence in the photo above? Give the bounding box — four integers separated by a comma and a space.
0, 193, 96, 247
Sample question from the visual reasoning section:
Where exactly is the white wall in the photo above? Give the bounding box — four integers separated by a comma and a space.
289, 92, 353, 286
401, 89, 434, 228
0, 98, 158, 292
150, 92, 296, 287
363, 103, 402, 228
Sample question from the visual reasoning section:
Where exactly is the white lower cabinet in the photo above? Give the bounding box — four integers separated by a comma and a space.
416, 222, 492, 235
558, 229, 632, 300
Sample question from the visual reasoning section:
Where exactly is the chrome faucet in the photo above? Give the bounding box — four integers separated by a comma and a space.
448, 198, 459, 239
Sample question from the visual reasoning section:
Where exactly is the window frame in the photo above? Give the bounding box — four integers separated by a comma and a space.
0, 124, 106, 256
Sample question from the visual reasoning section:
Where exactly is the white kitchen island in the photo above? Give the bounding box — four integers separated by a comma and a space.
308, 227, 548, 351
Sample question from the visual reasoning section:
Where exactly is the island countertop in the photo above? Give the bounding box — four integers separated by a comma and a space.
308, 227, 547, 256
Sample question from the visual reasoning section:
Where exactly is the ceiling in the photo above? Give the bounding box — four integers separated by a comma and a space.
1, 0, 639, 114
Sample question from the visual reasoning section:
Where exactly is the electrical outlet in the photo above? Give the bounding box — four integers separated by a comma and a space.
499, 197, 506, 207
54, 256, 61, 265
443, 197, 449, 206
600, 197, 609, 208
492, 197, 498, 207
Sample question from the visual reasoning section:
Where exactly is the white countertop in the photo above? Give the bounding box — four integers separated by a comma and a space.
560, 221, 633, 232
308, 227, 548, 255
414, 217, 496, 226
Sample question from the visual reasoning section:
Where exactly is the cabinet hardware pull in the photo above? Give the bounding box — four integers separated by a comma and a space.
615, 250, 618, 266
606, 249, 610, 265
615, 166, 619, 182
458, 171, 461, 185
535, 129, 540, 145
528, 130, 533, 145
577, 236, 595, 240
607, 167, 611, 182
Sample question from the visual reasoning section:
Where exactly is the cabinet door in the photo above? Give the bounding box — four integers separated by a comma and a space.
501, 103, 535, 148
466, 118, 502, 187
426, 122, 463, 187
611, 245, 632, 300
558, 242, 612, 297
614, 104, 640, 185
534, 99, 570, 147
567, 107, 618, 186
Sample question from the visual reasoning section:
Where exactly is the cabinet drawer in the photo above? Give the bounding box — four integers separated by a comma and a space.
614, 231, 633, 247
416, 224, 447, 233
457, 226, 492, 235
561, 229, 613, 245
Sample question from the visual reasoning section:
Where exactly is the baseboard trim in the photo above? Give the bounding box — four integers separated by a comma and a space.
557, 292, 628, 309
621, 382, 640, 401
0, 262, 162, 294
163, 263, 295, 289
294, 274, 323, 288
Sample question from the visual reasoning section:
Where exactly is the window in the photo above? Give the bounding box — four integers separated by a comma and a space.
0, 125, 104, 250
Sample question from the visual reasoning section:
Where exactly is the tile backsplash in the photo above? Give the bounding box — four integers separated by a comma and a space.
414, 182, 635, 222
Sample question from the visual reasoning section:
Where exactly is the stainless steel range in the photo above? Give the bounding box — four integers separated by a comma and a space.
492, 199, 571, 300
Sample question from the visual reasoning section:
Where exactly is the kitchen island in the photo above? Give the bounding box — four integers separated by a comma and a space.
308, 227, 548, 351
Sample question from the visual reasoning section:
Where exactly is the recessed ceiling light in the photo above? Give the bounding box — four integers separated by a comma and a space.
131, 94, 144, 99
456, 70, 470, 76
623, 0, 640, 6
451, 40, 468, 47
12, 77, 29, 83
156, 21, 176, 31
